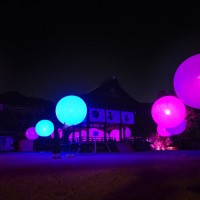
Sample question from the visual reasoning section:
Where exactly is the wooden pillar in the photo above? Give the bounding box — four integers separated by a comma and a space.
78, 124, 82, 143
120, 111, 123, 142
72, 126, 75, 142
86, 111, 90, 142
104, 108, 107, 142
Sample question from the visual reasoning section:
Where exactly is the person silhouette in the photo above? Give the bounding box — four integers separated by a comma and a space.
52, 127, 62, 159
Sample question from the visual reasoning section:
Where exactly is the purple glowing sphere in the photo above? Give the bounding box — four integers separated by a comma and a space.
174, 54, 200, 109
166, 120, 186, 135
157, 125, 173, 137
25, 127, 39, 140
151, 96, 186, 128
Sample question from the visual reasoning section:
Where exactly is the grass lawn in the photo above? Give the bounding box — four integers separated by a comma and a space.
0, 150, 200, 200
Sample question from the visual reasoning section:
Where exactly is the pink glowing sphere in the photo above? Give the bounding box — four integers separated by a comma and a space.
166, 120, 186, 135
25, 127, 39, 140
174, 54, 200, 109
151, 96, 186, 128
157, 125, 173, 137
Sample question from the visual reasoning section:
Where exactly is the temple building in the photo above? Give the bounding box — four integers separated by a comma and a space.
65, 76, 155, 143
0, 91, 54, 151
0, 78, 155, 152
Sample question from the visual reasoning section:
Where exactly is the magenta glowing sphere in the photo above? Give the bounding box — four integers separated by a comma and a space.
174, 54, 200, 109
25, 127, 39, 140
166, 120, 186, 135
157, 125, 173, 137
151, 96, 186, 128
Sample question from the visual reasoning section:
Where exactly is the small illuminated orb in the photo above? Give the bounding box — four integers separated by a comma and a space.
151, 96, 186, 128
55, 95, 87, 126
166, 120, 186, 135
35, 120, 54, 137
174, 54, 200, 109
157, 125, 173, 137
25, 127, 39, 140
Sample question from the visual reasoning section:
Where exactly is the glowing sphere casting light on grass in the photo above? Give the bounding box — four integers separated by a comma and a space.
25, 127, 39, 140
55, 95, 87, 126
174, 54, 200, 109
35, 120, 54, 137
151, 96, 186, 128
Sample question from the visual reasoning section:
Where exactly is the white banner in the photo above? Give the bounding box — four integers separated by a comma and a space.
121, 111, 134, 124
106, 109, 120, 123
89, 107, 105, 122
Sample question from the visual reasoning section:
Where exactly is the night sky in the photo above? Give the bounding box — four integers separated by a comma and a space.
1, 2, 200, 104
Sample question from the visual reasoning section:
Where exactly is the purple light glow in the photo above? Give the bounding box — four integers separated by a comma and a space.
125, 127, 131, 138
151, 96, 186, 128
25, 127, 39, 140
166, 120, 186, 135
174, 54, 200, 109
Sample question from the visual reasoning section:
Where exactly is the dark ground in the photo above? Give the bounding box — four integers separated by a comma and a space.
0, 151, 200, 200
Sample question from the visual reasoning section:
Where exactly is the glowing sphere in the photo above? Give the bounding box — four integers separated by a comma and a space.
35, 120, 54, 137
157, 125, 173, 137
151, 96, 186, 128
166, 120, 186, 135
25, 127, 39, 140
55, 95, 87, 126
174, 54, 200, 109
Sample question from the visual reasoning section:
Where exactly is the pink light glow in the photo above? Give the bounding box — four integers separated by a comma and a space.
68, 128, 131, 142
174, 54, 200, 109
110, 129, 120, 141
68, 129, 109, 141
157, 125, 173, 137
151, 96, 186, 128
25, 127, 39, 140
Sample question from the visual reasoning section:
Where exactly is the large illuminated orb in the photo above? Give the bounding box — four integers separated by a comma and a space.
25, 127, 39, 140
166, 120, 186, 135
174, 54, 200, 109
35, 120, 54, 137
151, 96, 186, 128
55, 95, 87, 126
